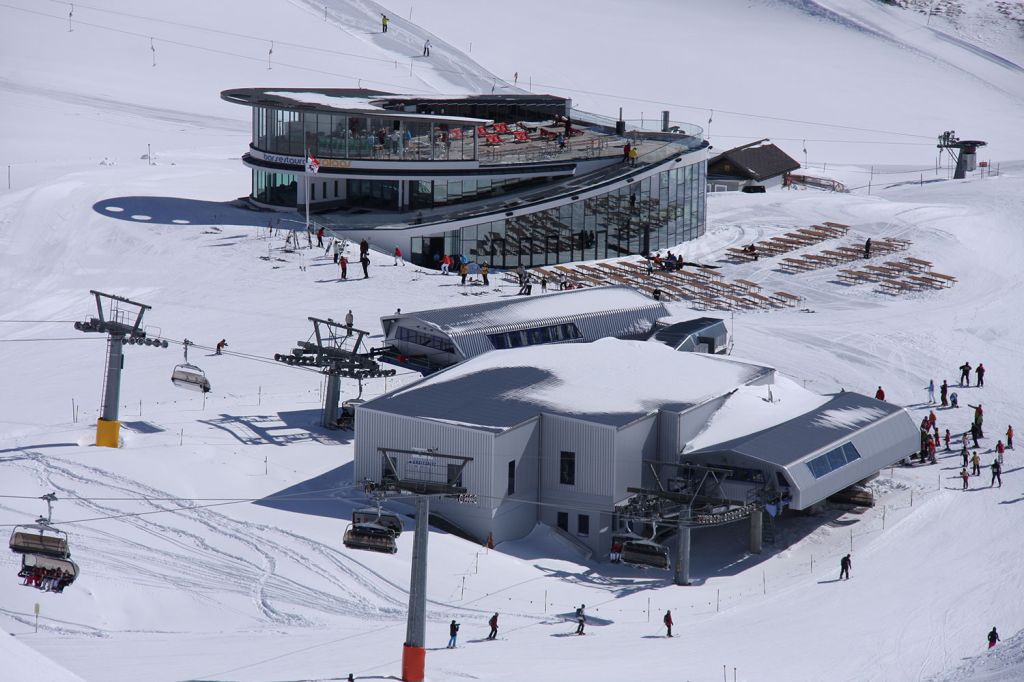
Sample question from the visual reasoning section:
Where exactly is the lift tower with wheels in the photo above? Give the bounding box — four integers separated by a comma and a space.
273, 317, 395, 428
937, 131, 987, 180
73, 290, 166, 447
363, 447, 473, 682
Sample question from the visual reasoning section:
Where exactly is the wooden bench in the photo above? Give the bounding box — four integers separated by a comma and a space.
726, 247, 757, 262
780, 258, 814, 272
772, 291, 802, 306
822, 221, 851, 235
903, 257, 933, 271
837, 269, 873, 284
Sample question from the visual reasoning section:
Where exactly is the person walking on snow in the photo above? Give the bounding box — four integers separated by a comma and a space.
663, 610, 674, 637
863, 238, 872, 258
995, 440, 1005, 465
381, 13, 388, 32
971, 450, 981, 476
988, 627, 1000, 649
393, 246, 405, 266
575, 605, 586, 635
333, 239, 341, 264
360, 253, 370, 279
215, 339, 228, 355
628, 145, 639, 166
959, 362, 971, 386
481, 262, 489, 286
338, 254, 348, 280
960, 467, 970, 490
991, 459, 1002, 487
926, 379, 935, 404
976, 363, 985, 387
940, 380, 949, 407
961, 442, 969, 468
423, 40, 431, 57
1007, 425, 1014, 449
487, 613, 499, 640
447, 619, 459, 648
875, 386, 885, 401
316, 227, 324, 248
344, 310, 353, 335
840, 554, 852, 580
945, 428, 951, 451
441, 254, 451, 275
969, 403, 984, 437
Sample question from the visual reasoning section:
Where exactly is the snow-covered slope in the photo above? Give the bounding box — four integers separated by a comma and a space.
1, 1, 1023, 681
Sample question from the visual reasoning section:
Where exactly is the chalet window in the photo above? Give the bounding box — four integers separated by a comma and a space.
557, 511, 568, 531
577, 514, 589, 536
559, 451, 576, 486
806, 443, 862, 479
507, 460, 516, 496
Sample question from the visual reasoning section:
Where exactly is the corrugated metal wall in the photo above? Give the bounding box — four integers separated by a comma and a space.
492, 419, 541, 541
614, 416, 657, 502
539, 414, 616, 500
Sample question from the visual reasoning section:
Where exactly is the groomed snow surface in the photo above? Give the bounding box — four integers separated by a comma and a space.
1, 1, 1023, 680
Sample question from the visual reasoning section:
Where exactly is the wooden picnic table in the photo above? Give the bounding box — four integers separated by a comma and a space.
772, 291, 803, 306
903, 257, 933, 271
733, 279, 762, 292
822, 221, 851, 234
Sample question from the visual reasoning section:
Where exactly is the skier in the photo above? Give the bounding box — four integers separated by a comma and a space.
960, 467, 970, 490
940, 380, 949, 407
995, 440, 1005, 464
514, 71, 518, 85
961, 442, 969, 468
976, 363, 985, 388
540, 276, 548, 293
988, 627, 1000, 649
926, 379, 935, 404
840, 554, 852, 580
423, 39, 431, 57
969, 403, 984, 437
459, 262, 468, 286
663, 610, 673, 637
381, 13, 388, 32
441, 254, 451, 275
971, 450, 981, 476
344, 310, 353, 335
944, 428, 951, 452
339, 254, 348, 280
359, 238, 369, 258
393, 246, 405, 266
447, 619, 459, 648
487, 613, 499, 640
959, 362, 971, 387
874, 386, 885, 401
361, 253, 370, 279
316, 227, 324, 248
333, 239, 341, 264
971, 422, 980, 448
575, 604, 586, 635
1007, 424, 1014, 449
863, 238, 871, 258
481, 262, 489, 286
991, 459, 1002, 487
215, 339, 228, 355
950, 392, 959, 409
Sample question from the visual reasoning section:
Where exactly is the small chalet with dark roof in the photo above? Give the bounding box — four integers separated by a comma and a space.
707, 139, 801, 192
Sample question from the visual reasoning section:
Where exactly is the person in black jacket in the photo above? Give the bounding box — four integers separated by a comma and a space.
575, 604, 586, 635
840, 554, 852, 580
487, 613, 499, 640
988, 627, 1000, 648
447, 619, 460, 648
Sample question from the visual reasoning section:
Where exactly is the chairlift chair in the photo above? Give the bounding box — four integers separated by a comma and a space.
171, 339, 211, 393
352, 507, 403, 537
619, 539, 671, 570
343, 522, 398, 554
19, 553, 80, 590
9, 522, 70, 558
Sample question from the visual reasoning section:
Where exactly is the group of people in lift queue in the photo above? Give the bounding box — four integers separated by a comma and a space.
19, 566, 72, 593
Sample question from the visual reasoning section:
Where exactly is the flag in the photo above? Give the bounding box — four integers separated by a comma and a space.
306, 154, 320, 174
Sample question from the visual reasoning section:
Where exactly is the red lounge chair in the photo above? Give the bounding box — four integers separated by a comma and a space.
450, 128, 464, 140
512, 130, 529, 143
494, 123, 510, 134
477, 126, 489, 137
485, 134, 502, 146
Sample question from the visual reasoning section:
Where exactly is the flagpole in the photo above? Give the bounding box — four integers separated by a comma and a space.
305, 146, 311, 244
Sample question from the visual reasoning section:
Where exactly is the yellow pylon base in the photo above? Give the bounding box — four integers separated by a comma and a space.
95, 418, 121, 448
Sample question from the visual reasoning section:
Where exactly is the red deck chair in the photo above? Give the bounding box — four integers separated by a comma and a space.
477, 126, 489, 137
512, 130, 529, 143
493, 123, 510, 134
450, 128, 464, 140
485, 134, 502, 146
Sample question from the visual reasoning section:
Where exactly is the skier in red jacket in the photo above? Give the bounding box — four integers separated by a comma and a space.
875, 386, 885, 401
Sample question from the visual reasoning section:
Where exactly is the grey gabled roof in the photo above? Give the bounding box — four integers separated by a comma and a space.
651, 317, 727, 351
687, 391, 906, 467
707, 140, 801, 181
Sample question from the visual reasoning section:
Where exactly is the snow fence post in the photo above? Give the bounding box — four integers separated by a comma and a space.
849, 528, 853, 551
543, 589, 546, 614
716, 588, 720, 613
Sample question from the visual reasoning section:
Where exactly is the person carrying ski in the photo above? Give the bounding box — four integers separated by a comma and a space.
663, 610, 674, 637
971, 450, 981, 476
988, 627, 1000, 649
447, 619, 459, 648
991, 459, 1002, 487
874, 386, 885, 401
959, 362, 971, 386
1007, 425, 1014, 449
940, 380, 949, 407
487, 613, 499, 640
339, 254, 348, 280
960, 467, 970, 490
381, 13, 388, 32
215, 339, 228, 355
926, 379, 935, 404
840, 554, 852, 580
423, 39, 431, 57
976, 363, 985, 388
575, 605, 586, 635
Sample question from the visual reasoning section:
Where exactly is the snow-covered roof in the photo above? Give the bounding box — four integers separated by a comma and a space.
687, 391, 908, 467
361, 338, 774, 430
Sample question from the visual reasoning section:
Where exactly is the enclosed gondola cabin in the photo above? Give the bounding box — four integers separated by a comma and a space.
620, 540, 670, 570
343, 522, 398, 554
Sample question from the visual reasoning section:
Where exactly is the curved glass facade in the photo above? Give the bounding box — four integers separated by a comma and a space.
252, 106, 478, 161
252, 169, 297, 206
411, 160, 706, 268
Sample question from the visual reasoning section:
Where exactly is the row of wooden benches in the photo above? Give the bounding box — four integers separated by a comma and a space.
777, 237, 911, 273
835, 258, 957, 295
725, 222, 850, 263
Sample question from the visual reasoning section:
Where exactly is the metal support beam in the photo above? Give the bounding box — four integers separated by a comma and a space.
100, 334, 124, 422
322, 373, 341, 428
402, 495, 429, 681
674, 525, 691, 586
749, 508, 763, 554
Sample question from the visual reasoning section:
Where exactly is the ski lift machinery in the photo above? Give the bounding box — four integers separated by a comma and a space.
171, 338, 211, 393
9, 493, 80, 590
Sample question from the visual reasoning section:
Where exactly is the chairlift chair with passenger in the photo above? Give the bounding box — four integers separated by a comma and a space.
9, 494, 80, 591
352, 506, 403, 537
171, 338, 211, 393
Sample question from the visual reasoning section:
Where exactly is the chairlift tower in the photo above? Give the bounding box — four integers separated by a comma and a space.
73, 291, 166, 447
367, 447, 474, 682
937, 131, 987, 180
273, 317, 395, 428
